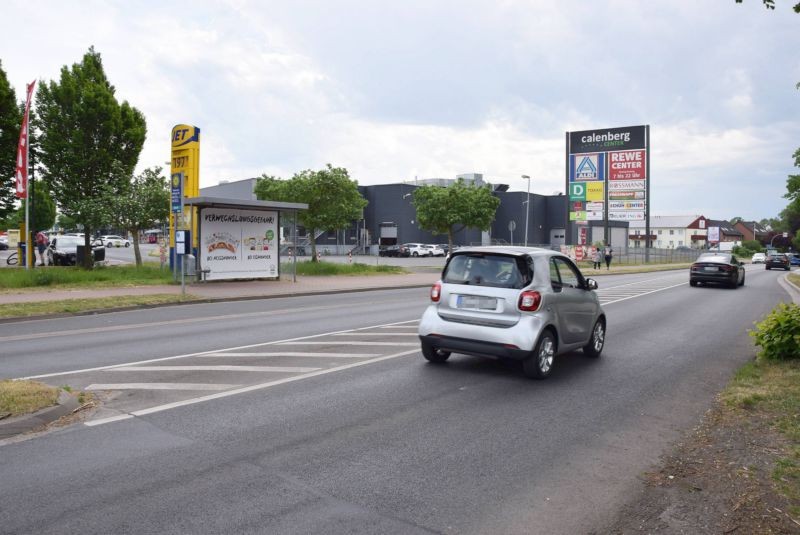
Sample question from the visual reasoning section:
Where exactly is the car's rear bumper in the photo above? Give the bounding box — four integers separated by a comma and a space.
690, 273, 738, 284
419, 334, 531, 360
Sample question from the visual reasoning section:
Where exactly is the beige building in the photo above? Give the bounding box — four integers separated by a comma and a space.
628, 215, 709, 249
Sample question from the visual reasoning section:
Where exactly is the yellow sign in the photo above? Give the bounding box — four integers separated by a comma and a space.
586, 181, 604, 201
169, 124, 200, 247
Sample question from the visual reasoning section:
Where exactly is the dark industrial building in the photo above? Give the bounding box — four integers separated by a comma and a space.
199, 175, 618, 254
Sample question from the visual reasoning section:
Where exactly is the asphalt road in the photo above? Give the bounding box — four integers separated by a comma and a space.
0, 265, 794, 534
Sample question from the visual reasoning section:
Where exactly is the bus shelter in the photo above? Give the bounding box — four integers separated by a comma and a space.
181, 196, 307, 282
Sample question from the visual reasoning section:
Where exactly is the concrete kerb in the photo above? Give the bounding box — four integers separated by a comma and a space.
0, 390, 80, 441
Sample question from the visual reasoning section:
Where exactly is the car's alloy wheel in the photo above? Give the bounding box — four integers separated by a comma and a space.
584, 320, 605, 358
524, 332, 555, 379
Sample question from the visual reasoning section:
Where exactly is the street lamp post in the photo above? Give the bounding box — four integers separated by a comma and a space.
522, 175, 531, 246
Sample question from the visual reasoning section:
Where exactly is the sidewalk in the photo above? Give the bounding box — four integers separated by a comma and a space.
0, 271, 442, 306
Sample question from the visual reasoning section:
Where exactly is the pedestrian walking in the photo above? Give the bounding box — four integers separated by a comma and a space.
592, 248, 601, 269
35, 230, 49, 266
603, 244, 613, 270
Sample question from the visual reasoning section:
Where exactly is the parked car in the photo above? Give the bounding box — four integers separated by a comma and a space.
423, 244, 446, 257
765, 252, 791, 271
789, 253, 800, 266
403, 243, 431, 257
0, 235, 8, 250
379, 245, 411, 257
49, 236, 106, 266
96, 235, 131, 248
751, 252, 766, 264
689, 252, 745, 288
418, 246, 605, 379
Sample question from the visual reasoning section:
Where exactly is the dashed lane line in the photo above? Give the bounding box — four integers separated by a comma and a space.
108, 365, 322, 373
198, 352, 379, 358
86, 383, 238, 391
278, 341, 419, 346
20, 319, 420, 381
83, 348, 421, 427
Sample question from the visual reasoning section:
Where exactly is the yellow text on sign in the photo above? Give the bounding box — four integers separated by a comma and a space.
586, 181, 604, 201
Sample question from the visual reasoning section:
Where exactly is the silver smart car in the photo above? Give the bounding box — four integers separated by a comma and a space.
418, 246, 606, 379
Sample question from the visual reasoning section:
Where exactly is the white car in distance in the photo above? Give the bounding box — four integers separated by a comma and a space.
424, 244, 446, 257
403, 243, 431, 257
98, 235, 131, 248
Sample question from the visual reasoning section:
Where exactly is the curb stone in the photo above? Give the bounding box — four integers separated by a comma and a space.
0, 390, 80, 440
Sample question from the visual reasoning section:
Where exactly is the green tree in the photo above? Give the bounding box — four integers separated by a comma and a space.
5, 186, 56, 233
255, 164, 367, 261
412, 179, 500, 250
111, 166, 169, 266
0, 60, 23, 222
56, 213, 78, 231
736, 0, 800, 13
34, 47, 147, 267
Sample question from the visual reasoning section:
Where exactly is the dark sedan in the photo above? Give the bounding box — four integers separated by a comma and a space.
690, 253, 745, 288
49, 236, 106, 266
765, 252, 791, 271
379, 245, 411, 257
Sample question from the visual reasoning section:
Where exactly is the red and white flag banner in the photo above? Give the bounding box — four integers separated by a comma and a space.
14, 80, 36, 199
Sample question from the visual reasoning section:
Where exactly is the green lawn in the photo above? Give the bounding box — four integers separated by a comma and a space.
281, 261, 407, 276
0, 265, 174, 290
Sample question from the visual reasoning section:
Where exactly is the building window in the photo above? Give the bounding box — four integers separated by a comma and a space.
679, 240, 684, 246
658, 229, 662, 235
699, 220, 706, 229
670, 229, 674, 235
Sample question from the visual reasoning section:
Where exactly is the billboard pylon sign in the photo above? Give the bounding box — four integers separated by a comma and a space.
565, 125, 650, 250
169, 125, 200, 271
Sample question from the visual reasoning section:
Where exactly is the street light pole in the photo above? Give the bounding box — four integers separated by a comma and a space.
522, 175, 531, 246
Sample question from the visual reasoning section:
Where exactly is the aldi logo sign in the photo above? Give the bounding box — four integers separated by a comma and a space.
570, 153, 605, 181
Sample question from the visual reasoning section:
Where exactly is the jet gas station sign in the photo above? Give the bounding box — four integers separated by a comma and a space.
566, 125, 650, 245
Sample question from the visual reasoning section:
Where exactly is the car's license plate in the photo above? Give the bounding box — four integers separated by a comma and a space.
703, 266, 718, 272
457, 295, 497, 310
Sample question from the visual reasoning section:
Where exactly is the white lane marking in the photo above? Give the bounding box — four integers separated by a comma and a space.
278, 341, 419, 346
86, 383, 238, 391
0, 302, 372, 343
601, 281, 688, 305
199, 352, 379, 358
377, 325, 419, 329
333, 332, 418, 336
108, 365, 321, 373
20, 319, 420, 380
84, 349, 421, 427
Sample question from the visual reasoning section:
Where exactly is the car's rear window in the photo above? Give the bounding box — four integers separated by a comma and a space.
443, 253, 530, 289
697, 254, 731, 263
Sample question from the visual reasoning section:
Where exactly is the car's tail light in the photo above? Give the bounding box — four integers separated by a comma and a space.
720, 265, 734, 272
430, 282, 441, 302
518, 291, 541, 311
690, 264, 700, 272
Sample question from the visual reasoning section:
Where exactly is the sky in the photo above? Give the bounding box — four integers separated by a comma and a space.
2, 0, 798, 222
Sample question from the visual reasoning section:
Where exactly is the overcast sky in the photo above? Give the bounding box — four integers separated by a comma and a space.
2, 0, 798, 221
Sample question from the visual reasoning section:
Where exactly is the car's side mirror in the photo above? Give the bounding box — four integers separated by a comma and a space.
585, 278, 598, 291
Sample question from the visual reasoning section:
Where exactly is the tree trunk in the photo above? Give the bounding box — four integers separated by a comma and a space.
309, 229, 318, 262
131, 227, 142, 267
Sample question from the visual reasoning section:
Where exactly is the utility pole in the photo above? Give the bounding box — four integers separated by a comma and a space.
522, 174, 530, 246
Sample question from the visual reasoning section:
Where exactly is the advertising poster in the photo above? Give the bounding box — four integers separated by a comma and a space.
586, 181, 604, 201
201, 208, 279, 280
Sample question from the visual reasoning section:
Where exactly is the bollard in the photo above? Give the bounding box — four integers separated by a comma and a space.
348, 252, 352, 264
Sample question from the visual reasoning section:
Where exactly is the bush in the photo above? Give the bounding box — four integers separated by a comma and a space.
750, 303, 800, 361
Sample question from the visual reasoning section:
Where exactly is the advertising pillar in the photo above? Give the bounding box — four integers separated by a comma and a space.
169, 124, 200, 270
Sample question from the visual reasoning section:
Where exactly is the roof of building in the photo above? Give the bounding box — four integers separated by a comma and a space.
706, 219, 743, 236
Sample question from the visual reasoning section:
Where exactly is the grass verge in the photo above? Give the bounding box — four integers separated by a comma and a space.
722, 359, 800, 517
0, 294, 198, 319
0, 265, 174, 290
0, 380, 59, 418
280, 261, 407, 276
789, 272, 800, 288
